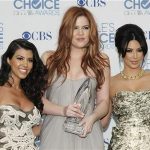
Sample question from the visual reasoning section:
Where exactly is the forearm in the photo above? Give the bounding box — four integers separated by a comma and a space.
42, 98, 65, 116
100, 100, 112, 130
100, 115, 111, 130
90, 100, 109, 123
42, 97, 84, 118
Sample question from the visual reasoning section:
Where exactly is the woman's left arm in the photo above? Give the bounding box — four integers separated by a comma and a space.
80, 55, 110, 137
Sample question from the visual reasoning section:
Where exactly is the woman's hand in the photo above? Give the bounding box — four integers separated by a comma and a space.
79, 115, 95, 138
32, 125, 42, 137
64, 103, 84, 118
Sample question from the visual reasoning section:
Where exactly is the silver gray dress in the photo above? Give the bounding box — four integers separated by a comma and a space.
40, 76, 104, 150
108, 91, 150, 150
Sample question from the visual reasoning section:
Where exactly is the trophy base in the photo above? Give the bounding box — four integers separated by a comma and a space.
63, 118, 84, 136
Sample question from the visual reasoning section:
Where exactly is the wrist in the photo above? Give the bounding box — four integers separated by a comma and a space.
62, 106, 67, 116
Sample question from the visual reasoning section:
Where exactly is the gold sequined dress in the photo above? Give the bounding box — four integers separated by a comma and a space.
108, 91, 150, 150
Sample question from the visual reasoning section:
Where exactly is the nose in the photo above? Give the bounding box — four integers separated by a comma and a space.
23, 60, 28, 67
133, 52, 137, 58
78, 28, 84, 35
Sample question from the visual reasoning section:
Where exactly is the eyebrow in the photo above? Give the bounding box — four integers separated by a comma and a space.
127, 47, 141, 49
15, 55, 33, 58
75, 25, 89, 26
126, 47, 142, 50
14, 55, 24, 57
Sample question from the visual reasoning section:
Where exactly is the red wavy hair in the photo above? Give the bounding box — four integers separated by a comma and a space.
47, 6, 109, 89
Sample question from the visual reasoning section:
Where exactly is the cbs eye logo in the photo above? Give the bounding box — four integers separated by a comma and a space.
22, 32, 31, 40
77, 0, 86, 6
77, 0, 106, 7
22, 31, 52, 40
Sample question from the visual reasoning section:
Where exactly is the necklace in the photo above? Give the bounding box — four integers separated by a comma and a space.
120, 69, 144, 80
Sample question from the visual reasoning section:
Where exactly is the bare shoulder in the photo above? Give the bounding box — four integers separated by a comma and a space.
0, 86, 8, 93
144, 70, 150, 75
110, 74, 119, 87
0, 86, 11, 104
110, 73, 121, 98
111, 73, 120, 82
41, 50, 55, 65
143, 70, 150, 80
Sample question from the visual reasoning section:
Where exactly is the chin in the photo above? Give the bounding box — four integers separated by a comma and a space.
19, 74, 28, 79
130, 66, 141, 69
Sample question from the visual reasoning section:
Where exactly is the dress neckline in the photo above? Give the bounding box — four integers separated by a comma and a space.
0, 104, 36, 113
66, 77, 88, 81
114, 90, 150, 97
60, 73, 97, 81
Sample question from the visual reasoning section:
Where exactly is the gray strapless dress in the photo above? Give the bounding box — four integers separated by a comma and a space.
108, 91, 150, 150
40, 77, 104, 150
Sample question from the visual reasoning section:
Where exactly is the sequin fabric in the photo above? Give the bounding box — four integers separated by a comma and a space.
108, 91, 150, 150
0, 105, 41, 150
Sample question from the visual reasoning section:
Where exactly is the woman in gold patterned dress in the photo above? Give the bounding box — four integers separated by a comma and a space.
108, 24, 150, 150
0, 39, 47, 150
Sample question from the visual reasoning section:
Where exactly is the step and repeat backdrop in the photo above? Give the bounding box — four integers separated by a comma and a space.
0, 0, 150, 149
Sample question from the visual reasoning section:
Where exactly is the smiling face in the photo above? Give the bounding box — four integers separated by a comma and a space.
123, 40, 144, 70
7, 48, 33, 82
71, 16, 90, 50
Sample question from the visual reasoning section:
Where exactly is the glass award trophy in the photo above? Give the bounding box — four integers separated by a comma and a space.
63, 78, 91, 135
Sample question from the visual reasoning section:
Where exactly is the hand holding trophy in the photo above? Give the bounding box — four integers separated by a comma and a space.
63, 78, 91, 136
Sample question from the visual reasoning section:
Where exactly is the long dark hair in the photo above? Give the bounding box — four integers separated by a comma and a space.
0, 38, 47, 112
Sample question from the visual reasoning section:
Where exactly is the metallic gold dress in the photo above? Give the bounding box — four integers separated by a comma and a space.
108, 91, 150, 150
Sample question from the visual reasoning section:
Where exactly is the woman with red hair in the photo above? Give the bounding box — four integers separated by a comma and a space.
40, 6, 110, 150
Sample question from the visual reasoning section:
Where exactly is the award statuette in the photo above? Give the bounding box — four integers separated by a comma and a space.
63, 78, 91, 135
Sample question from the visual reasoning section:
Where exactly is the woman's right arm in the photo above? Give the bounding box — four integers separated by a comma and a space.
42, 97, 65, 116
42, 97, 84, 118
